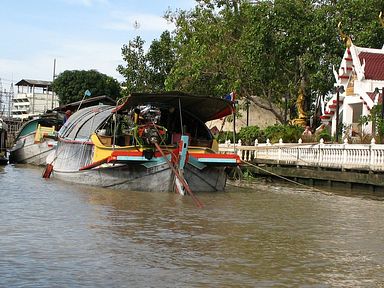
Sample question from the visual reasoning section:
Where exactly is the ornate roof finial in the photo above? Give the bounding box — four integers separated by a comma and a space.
338, 22, 352, 48
379, 11, 384, 28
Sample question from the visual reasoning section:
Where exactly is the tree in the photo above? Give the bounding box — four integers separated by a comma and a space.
117, 31, 176, 94
164, 1, 243, 96
117, 0, 384, 123
164, 0, 384, 123
146, 31, 176, 91
117, 36, 149, 93
52, 70, 121, 104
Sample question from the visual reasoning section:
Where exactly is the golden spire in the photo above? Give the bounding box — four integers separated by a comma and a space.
338, 22, 352, 48
379, 11, 384, 28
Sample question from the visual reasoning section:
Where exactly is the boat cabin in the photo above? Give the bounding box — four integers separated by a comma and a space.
59, 92, 233, 151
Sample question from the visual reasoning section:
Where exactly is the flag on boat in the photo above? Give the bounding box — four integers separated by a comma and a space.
225, 92, 236, 102
224, 91, 237, 113
84, 89, 92, 97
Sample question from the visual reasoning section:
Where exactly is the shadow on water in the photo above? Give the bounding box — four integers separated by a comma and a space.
228, 176, 384, 202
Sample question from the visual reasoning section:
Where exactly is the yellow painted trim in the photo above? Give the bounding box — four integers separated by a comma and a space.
34, 124, 55, 143
91, 134, 144, 162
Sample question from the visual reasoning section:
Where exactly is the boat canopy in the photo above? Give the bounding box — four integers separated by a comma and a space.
116, 92, 234, 122
58, 105, 114, 141
59, 92, 235, 141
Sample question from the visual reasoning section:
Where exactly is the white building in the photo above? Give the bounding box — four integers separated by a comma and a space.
320, 43, 384, 139
12, 79, 59, 119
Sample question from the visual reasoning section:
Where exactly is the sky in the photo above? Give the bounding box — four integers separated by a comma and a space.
0, 0, 196, 90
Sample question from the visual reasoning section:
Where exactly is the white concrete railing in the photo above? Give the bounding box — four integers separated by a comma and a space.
219, 138, 384, 171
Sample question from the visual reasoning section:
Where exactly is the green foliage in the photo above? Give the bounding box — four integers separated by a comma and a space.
117, 32, 176, 94
230, 124, 304, 144
117, 36, 149, 93
118, 0, 384, 122
264, 124, 304, 143
237, 126, 265, 145
316, 129, 332, 142
52, 70, 121, 105
217, 131, 235, 143
360, 104, 384, 142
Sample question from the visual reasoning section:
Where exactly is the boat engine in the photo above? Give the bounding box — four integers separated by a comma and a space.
132, 105, 166, 145
137, 105, 161, 124
141, 126, 160, 144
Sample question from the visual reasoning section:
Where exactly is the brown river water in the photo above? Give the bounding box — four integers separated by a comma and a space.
0, 164, 383, 287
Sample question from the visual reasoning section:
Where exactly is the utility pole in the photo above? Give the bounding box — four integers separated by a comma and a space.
52, 58, 56, 109
8, 83, 14, 118
0, 78, 3, 117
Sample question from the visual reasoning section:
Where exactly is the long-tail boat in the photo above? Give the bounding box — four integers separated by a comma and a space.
45, 92, 240, 193
9, 113, 61, 166
9, 95, 116, 166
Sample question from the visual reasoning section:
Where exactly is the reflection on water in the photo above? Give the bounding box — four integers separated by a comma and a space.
0, 164, 383, 287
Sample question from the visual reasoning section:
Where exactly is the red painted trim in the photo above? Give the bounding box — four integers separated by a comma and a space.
111, 150, 143, 157
338, 75, 349, 79
79, 156, 110, 170
110, 149, 171, 158
344, 57, 352, 61
59, 138, 93, 145
191, 153, 240, 160
329, 105, 336, 109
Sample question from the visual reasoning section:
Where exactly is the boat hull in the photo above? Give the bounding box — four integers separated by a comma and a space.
53, 162, 173, 192
9, 134, 55, 166
51, 162, 227, 192
0, 155, 7, 165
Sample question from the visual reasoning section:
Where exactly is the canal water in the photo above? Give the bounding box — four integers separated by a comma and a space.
0, 164, 383, 288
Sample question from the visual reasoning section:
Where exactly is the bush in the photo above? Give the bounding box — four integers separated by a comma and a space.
237, 126, 265, 145
315, 129, 332, 142
264, 124, 304, 143
217, 131, 235, 143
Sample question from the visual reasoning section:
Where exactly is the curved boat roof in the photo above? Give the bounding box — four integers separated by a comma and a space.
116, 91, 234, 122
58, 105, 113, 140
59, 92, 234, 141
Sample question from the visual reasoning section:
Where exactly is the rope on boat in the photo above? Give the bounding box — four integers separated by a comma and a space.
153, 142, 204, 208
240, 159, 332, 196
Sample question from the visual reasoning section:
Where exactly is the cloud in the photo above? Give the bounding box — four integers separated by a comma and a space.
0, 37, 125, 84
104, 12, 175, 32
62, 0, 109, 7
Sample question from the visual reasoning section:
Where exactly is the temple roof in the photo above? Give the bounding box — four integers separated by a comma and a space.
359, 52, 384, 80
366, 91, 383, 104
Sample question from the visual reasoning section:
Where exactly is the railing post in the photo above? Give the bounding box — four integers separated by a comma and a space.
237, 139, 242, 160
278, 138, 283, 164
342, 138, 348, 171
318, 138, 324, 168
253, 139, 258, 160
369, 138, 375, 171
297, 139, 301, 166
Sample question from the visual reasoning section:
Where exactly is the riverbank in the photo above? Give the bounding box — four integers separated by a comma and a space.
221, 140, 384, 192
243, 163, 384, 193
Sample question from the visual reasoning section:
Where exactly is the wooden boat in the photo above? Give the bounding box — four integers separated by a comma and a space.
9, 113, 61, 165
9, 96, 116, 166
0, 119, 8, 165
46, 92, 240, 193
